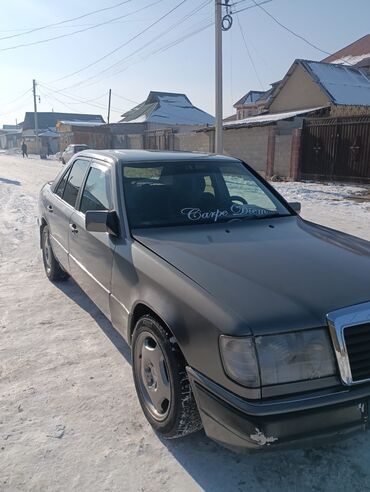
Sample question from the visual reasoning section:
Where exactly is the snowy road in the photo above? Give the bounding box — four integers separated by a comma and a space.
0, 154, 370, 492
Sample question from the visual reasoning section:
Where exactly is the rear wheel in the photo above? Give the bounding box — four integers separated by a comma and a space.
132, 315, 202, 438
41, 225, 69, 281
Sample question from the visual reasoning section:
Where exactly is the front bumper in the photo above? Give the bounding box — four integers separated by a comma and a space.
187, 367, 370, 451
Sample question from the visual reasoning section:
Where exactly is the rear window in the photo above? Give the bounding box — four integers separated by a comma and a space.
75, 145, 88, 153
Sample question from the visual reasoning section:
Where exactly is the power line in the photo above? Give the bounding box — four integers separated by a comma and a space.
231, 0, 272, 14
0, 1, 161, 52
112, 92, 139, 104
39, 85, 122, 113
248, 0, 337, 58
0, 0, 132, 42
52, 0, 188, 85
0, 88, 32, 106
71, 19, 213, 91
56, 0, 212, 90
236, 13, 264, 90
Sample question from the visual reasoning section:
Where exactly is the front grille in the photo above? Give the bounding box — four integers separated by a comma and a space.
344, 323, 370, 382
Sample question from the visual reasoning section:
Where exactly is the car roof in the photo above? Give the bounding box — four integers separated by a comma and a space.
75, 149, 240, 165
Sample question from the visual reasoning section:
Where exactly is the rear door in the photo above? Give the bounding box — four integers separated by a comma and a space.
68, 160, 115, 319
47, 158, 90, 270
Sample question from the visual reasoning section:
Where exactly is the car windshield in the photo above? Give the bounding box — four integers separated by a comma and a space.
122, 160, 291, 228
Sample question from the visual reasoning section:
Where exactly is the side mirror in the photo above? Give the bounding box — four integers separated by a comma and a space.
289, 201, 301, 213
85, 210, 120, 237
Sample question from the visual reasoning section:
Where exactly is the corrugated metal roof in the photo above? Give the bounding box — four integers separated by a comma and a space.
22, 112, 104, 130
300, 60, 370, 106
223, 107, 325, 129
120, 91, 214, 126
233, 90, 266, 107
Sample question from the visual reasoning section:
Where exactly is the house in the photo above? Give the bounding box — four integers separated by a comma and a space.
22, 112, 105, 153
112, 91, 214, 150
56, 120, 110, 152
233, 90, 266, 119
322, 33, 370, 75
119, 91, 214, 127
0, 124, 22, 150
267, 59, 370, 117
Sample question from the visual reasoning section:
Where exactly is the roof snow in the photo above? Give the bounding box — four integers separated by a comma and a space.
299, 60, 370, 106
120, 91, 214, 126
224, 107, 325, 128
329, 53, 370, 65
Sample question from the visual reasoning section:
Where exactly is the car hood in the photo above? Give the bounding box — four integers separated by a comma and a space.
133, 217, 370, 335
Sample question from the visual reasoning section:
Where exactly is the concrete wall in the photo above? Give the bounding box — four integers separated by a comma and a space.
274, 134, 293, 177
173, 132, 211, 153
223, 126, 270, 175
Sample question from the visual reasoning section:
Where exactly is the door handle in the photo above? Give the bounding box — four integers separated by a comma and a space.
69, 223, 78, 234
47, 205, 53, 212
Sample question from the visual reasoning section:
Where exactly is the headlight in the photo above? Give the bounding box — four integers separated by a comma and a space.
255, 329, 336, 385
219, 336, 260, 387
220, 329, 336, 387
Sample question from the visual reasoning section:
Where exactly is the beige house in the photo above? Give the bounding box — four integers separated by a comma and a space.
267, 59, 370, 117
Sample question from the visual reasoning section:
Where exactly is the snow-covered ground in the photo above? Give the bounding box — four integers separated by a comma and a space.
0, 154, 370, 492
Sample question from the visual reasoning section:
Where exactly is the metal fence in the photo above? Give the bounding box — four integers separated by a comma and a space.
300, 116, 370, 181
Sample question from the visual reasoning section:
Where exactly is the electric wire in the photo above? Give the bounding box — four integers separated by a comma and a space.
0, 0, 132, 41
51, 0, 189, 85
248, 0, 355, 64
39, 85, 122, 113
0, 0, 163, 52
55, 0, 212, 90
236, 13, 264, 90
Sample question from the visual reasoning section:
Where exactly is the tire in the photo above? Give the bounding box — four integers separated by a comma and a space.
41, 225, 69, 281
132, 315, 202, 438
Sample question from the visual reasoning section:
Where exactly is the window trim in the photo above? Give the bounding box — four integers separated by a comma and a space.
52, 165, 71, 196
54, 158, 91, 209
78, 161, 112, 215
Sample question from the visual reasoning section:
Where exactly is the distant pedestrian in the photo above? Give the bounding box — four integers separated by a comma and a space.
21, 141, 28, 158
47, 142, 52, 156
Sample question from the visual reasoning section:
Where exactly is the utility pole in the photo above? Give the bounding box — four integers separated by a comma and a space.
107, 89, 112, 125
32, 79, 40, 155
215, 0, 223, 154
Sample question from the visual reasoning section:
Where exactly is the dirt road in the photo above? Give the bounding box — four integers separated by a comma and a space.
1, 154, 370, 492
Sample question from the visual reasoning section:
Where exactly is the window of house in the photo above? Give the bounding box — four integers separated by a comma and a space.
62, 159, 90, 207
80, 166, 111, 213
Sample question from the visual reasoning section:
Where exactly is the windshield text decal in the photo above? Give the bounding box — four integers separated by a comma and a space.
181, 205, 275, 222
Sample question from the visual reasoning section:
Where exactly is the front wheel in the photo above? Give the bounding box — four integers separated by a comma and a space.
132, 315, 202, 438
41, 225, 69, 281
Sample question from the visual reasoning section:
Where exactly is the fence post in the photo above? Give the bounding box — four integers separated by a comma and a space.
266, 126, 277, 178
289, 128, 302, 181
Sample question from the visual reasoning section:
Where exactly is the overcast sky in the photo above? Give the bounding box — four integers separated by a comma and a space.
0, 0, 369, 126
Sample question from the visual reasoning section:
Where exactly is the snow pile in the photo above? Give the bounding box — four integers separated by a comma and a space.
274, 181, 370, 240
0, 155, 370, 491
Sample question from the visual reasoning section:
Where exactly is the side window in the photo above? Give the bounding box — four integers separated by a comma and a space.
62, 159, 90, 208
80, 166, 111, 214
55, 167, 71, 198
